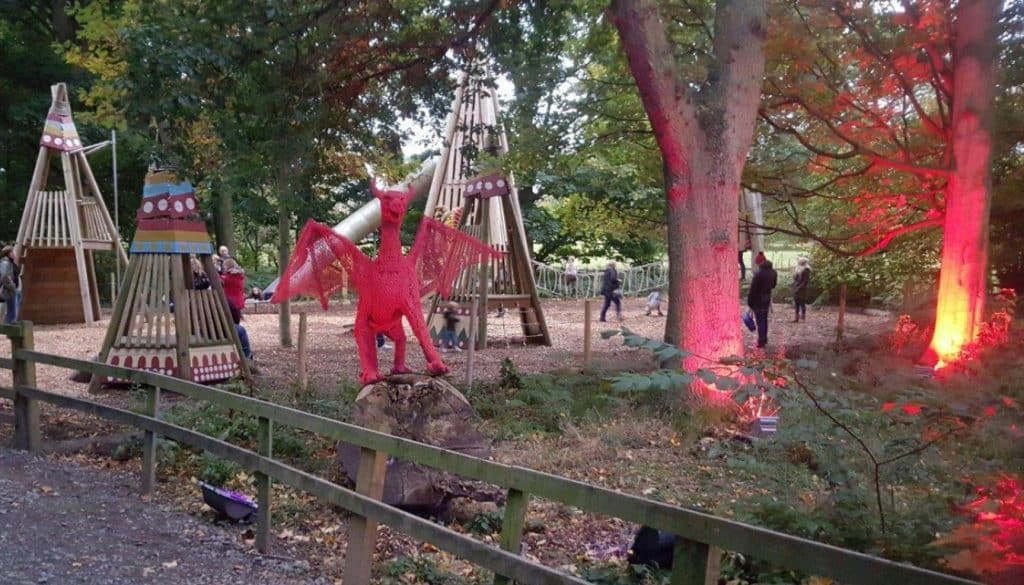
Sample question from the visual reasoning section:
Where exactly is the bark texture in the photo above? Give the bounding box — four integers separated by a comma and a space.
926, 0, 1002, 365
610, 0, 766, 372
278, 207, 293, 347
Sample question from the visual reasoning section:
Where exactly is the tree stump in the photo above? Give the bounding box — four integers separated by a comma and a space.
338, 375, 498, 513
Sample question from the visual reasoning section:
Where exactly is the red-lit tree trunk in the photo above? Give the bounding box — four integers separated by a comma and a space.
610, 0, 766, 373
926, 0, 1002, 366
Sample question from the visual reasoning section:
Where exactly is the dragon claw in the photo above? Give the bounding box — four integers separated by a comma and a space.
390, 365, 412, 375
426, 361, 450, 376
360, 371, 384, 385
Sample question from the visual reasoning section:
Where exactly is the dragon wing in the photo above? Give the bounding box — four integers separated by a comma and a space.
411, 217, 502, 299
271, 219, 370, 309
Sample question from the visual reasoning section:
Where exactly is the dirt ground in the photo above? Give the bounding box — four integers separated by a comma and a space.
0, 449, 328, 584
0, 299, 895, 582
0, 298, 891, 397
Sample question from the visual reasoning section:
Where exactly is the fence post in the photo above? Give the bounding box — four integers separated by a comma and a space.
583, 299, 592, 369
344, 447, 387, 585
297, 311, 309, 395
141, 385, 162, 495
11, 321, 40, 452
670, 539, 719, 585
256, 416, 273, 554
493, 488, 530, 585
836, 283, 847, 345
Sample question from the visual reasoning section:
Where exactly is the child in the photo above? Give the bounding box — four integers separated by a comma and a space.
440, 301, 461, 352
645, 289, 664, 317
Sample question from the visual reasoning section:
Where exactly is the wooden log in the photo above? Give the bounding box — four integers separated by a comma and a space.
339, 376, 493, 511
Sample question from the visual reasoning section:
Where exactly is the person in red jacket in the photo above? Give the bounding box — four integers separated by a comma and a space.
220, 258, 246, 311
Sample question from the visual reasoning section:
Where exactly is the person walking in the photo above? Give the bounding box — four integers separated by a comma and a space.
564, 257, 578, 297
790, 257, 812, 322
599, 261, 622, 322
747, 260, 777, 348
0, 246, 21, 324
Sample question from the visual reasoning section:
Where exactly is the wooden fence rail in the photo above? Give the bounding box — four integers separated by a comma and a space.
0, 320, 978, 585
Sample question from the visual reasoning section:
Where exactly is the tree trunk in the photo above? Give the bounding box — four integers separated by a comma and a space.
926, 0, 1001, 366
214, 190, 235, 253
278, 207, 293, 347
52, 0, 73, 43
612, 0, 766, 375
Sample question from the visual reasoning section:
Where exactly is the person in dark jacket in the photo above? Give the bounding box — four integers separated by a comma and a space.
790, 257, 811, 322
747, 260, 777, 348
599, 261, 622, 322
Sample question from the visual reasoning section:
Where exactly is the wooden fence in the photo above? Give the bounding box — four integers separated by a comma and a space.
0, 320, 978, 585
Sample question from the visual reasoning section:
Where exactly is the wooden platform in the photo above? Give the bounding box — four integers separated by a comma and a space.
20, 248, 99, 324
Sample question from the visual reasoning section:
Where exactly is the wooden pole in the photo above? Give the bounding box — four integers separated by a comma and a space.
297, 311, 308, 395
170, 257, 192, 380
11, 321, 40, 452
836, 283, 847, 344
141, 385, 161, 495
476, 200, 490, 351
583, 299, 592, 370
256, 416, 273, 554
110, 272, 117, 308
465, 296, 479, 390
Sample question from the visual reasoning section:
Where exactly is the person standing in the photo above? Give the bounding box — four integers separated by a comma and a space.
440, 301, 461, 352
564, 257, 578, 297
645, 289, 664, 317
0, 246, 21, 324
215, 245, 232, 274
790, 257, 812, 322
747, 260, 777, 348
220, 258, 246, 312
599, 261, 622, 322
738, 248, 747, 281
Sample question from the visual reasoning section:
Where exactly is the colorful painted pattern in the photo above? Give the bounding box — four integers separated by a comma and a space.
40, 111, 82, 152
130, 169, 214, 255
104, 346, 241, 383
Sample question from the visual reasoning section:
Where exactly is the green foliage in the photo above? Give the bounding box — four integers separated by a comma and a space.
810, 232, 941, 308
464, 509, 503, 536
197, 453, 243, 486
381, 555, 481, 585
576, 561, 668, 585
163, 402, 310, 462
499, 357, 521, 389
472, 372, 627, 438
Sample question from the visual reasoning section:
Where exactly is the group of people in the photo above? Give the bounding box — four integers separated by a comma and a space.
597, 261, 664, 322
747, 253, 812, 347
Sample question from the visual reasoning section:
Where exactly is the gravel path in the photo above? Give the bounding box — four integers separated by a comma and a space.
0, 450, 325, 585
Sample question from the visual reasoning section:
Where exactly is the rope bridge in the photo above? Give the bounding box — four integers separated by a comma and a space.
531, 260, 669, 298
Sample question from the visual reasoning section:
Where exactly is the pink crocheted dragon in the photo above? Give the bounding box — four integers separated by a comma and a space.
272, 179, 498, 384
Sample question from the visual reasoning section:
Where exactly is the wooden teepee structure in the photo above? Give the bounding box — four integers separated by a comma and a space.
89, 168, 249, 391
424, 65, 551, 347
14, 82, 127, 324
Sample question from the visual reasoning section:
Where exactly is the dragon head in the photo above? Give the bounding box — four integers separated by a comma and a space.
370, 177, 415, 226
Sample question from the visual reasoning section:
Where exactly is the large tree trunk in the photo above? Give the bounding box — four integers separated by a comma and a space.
926, 0, 1001, 366
612, 0, 766, 375
214, 190, 235, 253
278, 207, 293, 347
